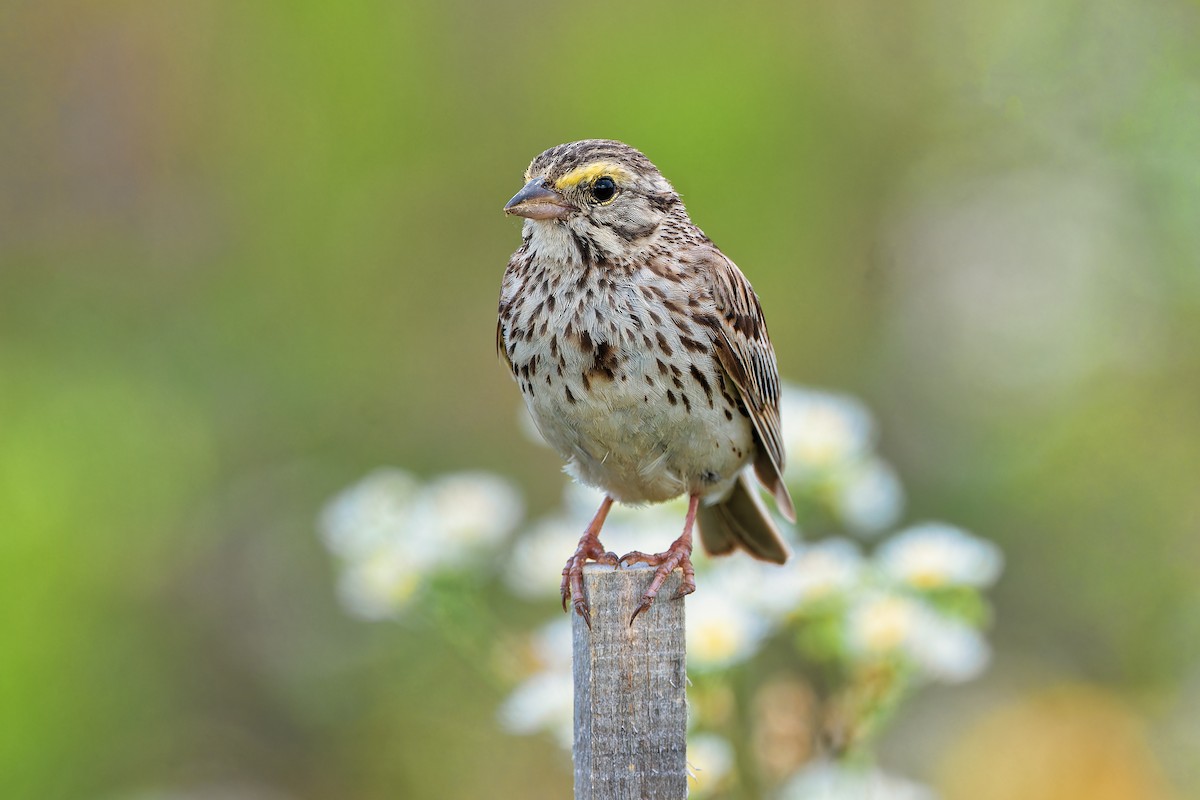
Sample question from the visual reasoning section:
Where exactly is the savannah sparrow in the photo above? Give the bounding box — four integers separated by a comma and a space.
497, 140, 795, 624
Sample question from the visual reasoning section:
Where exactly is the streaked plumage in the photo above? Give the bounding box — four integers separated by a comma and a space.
497, 139, 795, 622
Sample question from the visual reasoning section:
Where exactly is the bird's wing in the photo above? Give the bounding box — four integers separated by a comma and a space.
699, 246, 796, 522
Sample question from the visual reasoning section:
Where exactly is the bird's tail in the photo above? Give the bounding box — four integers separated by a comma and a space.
696, 472, 789, 564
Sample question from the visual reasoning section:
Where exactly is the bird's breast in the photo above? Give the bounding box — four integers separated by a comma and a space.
501, 259, 755, 503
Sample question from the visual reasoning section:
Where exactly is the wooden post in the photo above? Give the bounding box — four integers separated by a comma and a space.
572, 564, 688, 800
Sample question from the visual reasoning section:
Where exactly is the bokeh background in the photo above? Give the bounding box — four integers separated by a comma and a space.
3, 0, 1199, 798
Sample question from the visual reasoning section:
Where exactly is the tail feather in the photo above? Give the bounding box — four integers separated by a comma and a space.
754, 449, 796, 523
697, 473, 789, 564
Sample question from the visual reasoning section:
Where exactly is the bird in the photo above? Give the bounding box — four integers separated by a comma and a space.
496, 139, 795, 625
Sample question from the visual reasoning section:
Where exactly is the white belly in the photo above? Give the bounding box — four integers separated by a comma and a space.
524, 347, 755, 505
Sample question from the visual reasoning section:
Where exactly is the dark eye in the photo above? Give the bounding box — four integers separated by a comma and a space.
592, 176, 617, 203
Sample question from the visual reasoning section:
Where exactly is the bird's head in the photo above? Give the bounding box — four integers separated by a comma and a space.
504, 140, 685, 263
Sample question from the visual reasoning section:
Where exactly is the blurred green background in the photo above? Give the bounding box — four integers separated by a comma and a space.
2, 1, 1199, 797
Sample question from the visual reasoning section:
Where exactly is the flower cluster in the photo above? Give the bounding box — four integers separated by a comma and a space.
495, 618, 574, 748
779, 387, 905, 535
498, 519, 1001, 764
318, 468, 522, 620
318, 384, 1003, 796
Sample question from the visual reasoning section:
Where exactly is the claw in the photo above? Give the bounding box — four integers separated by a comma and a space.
673, 581, 697, 601
623, 493, 701, 625
560, 496, 615, 623
625, 546, 694, 625
630, 597, 653, 626
574, 597, 592, 629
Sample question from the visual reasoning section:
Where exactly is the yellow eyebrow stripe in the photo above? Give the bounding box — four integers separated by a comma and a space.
553, 162, 632, 190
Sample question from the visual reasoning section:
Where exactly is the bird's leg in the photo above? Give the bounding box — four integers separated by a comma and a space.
561, 495, 619, 627
619, 493, 700, 624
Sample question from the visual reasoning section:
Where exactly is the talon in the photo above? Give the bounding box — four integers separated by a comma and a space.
630, 597, 653, 626
625, 493, 701, 625
624, 547, 693, 624
574, 598, 592, 629
673, 581, 697, 601
561, 496, 615, 623
560, 561, 576, 612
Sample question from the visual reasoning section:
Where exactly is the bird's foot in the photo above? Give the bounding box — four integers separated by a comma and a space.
561, 533, 619, 628
618, 538, 697, 624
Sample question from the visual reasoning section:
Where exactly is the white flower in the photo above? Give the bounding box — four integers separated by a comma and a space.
686, 580, 771, 671
875, 523, 1003, 590
562, 481, 610, 520
907, 612, 990, 683
505, 515, 580, 598
321, 469, 522, 569
318, 468, 425, 560
504, 483, 690, 599
696, 538, 859, 622
845, 591, 991, 683
777, 385, 912, 534
789, 538, 865, 608
496, 670, 574, 748
320, 468, 524, 620
318, 469, 446, 619
846, 591, 924, 656
599, 511, 687, 560
422, 471, 523, 554
563, 482, 688, 548
530, 617, 574, 672
334, 542, 424, 620
687, 733, 735, 796
780, 386, 875, 477
695, 557, 778, 616
777, 760, 937, 800
497, 619, 576, 749
835, 457, 905, 534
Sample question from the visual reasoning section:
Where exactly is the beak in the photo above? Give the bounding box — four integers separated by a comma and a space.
504, 179, 576, 220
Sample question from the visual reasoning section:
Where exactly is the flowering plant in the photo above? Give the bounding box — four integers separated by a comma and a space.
318, 384, 1002, 798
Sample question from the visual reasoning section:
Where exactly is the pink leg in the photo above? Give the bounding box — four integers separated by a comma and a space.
618, 494, 700, 624
561, 495, 619, 628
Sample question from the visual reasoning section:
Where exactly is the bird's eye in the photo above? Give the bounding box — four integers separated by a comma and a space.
591, 176, 617, 203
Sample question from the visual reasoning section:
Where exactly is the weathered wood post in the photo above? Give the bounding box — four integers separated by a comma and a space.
572, 564, 688, 800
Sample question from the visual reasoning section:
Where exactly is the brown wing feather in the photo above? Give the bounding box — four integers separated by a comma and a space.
700, 247, 796, 522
